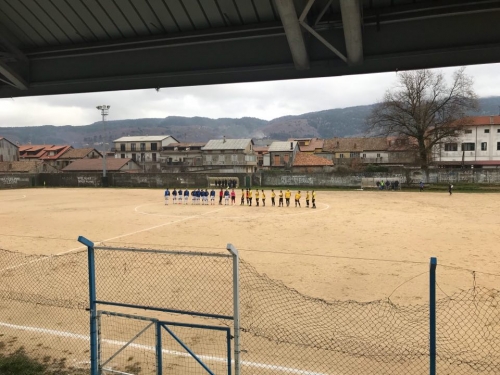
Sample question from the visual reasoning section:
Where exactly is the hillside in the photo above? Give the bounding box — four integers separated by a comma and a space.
1, 96, 498, 146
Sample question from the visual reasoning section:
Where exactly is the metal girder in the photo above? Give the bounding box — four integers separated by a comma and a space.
273, 0, 310, 70
298, 0, 347, 63
0, 60, 28, 90
340, 0, 363, 65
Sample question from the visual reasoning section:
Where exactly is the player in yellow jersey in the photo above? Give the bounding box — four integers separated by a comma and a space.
305, 191, 310, 208
279, 190, 284, 207
255, 189, 260, 207
271, 189, 276, 206
312, 190, 316, 209
261, 190, 266, 206
294, 191, 301, 207
248, 189, 253, 206
285, 189, 291, 207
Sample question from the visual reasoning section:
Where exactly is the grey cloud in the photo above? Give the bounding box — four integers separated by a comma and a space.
1, 63, 499, 128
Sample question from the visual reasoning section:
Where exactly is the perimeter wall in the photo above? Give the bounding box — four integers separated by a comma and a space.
2, 169, 500, 189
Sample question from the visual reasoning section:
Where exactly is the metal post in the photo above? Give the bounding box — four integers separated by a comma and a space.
79, 236, 98, 375
96, 105, 110, 186
430, 257, 437, 375
97, 311, 102, 375
227, 328, 232, 375
155, 321, 163, 375
227, 244, 240, 375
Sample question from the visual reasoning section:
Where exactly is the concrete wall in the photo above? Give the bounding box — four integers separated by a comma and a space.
0, 174, 37, 188
38, 172, 250, 188
5, 169, 500, 190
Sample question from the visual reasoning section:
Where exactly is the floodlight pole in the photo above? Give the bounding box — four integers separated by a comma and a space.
96, 105, 110, 180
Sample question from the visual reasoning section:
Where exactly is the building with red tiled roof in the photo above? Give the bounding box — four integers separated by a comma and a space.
62, 158, 141, 172
288, 138, 324, 153
0, 136, 19, 162
434, 115, 500, 168
58, 148, 102, 169
19, 144, 73, 169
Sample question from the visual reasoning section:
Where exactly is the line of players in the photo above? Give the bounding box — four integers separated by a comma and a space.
164, 188, 317, 208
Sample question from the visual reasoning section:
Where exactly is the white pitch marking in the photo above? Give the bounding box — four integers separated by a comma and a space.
0, 206, 229, 273
0, 194, 27, 202
0, 322, 331, 375
135, 202, 330, 220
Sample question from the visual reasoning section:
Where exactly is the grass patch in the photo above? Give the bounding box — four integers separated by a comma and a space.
0, 348, 87, 375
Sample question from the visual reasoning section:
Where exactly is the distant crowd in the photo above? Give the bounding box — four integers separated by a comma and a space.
164, 188, 317, 208
376, 180, 400, 190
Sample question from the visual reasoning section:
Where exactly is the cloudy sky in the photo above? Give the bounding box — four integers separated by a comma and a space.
1, 63, 500, 127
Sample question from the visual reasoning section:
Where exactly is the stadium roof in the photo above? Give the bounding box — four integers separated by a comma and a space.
202, 139, 252, 150
1, 0, 499, 98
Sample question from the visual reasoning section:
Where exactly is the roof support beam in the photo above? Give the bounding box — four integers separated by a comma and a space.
0, 60, 28, 90
340, 0, 364, 65
274, 0, 310, 70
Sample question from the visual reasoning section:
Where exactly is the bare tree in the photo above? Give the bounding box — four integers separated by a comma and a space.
367, 68, 478, 169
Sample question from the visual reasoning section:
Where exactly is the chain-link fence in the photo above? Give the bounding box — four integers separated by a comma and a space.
0, 245, 499, 374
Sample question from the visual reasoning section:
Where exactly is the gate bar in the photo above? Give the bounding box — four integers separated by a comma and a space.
101, 322, 154, 367
161, 323, 215, 375
156, 321, 163, 375
79, 235, 98, 375
227, 243, 241, 375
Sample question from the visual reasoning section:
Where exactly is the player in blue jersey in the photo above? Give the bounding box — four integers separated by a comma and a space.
172, 188, 177, 204
210, 189, 216, 205
224, 188, 230, 205
177, 189, 182, 205
191, 189, 196, 204
184, 189, 189, 205
204, 189, 210, 205
164, 188, 170, 205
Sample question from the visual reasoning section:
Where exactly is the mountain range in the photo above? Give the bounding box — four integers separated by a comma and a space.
1, 96, 499, 147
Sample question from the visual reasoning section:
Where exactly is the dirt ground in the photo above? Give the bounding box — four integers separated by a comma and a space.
1, 187, 499, 374
1, 187, 499, 302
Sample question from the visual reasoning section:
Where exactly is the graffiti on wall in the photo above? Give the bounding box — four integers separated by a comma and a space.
77, 176, 98, 186
0, 176, 29, 185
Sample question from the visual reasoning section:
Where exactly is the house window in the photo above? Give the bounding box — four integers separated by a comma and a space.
465, 130, 472, 134
497, 142, 500, 150
131, 153, 136, 161
362, 154, 366, 158
151, 143, 157, 151
140, 143, 146, 151
121, 154, 125, 159
140, 153, 145, 162
497, 129, 500, 133
444, 143, 458, 151
339, 154, 344, 158
283, 154, 289, 163
350, 152, 360, 158
131, 143, 136, 151
274, 155, 280, 165
485, 129, 490, 133
152, 153, 157, 162
481, 142, 487, 151
461, 143, 475, 151
377, 153, 381, 158
120, 144, 125, 151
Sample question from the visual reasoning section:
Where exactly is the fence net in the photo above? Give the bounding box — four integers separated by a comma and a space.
0, 246, 499, 374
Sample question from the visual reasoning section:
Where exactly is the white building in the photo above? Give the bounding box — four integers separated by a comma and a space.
434, 116, 500, 168
202, 138, 257, 173
113, 135, 178, 171
0, 137, 19, 162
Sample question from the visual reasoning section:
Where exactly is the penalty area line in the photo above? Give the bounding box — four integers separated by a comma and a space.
0, 322, 331, 375
0, 206, 229, 273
